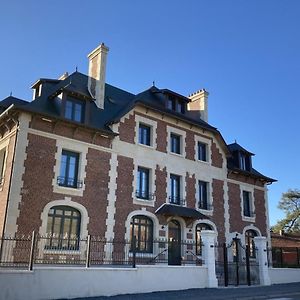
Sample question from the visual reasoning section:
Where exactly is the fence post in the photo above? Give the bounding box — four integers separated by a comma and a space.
246, 245, 251, 286
86, 235, 91, 268
132, 235, 136, 268
223, 242, 228, 287
201, 230, 218, 288
28, 231, 36, 271
254, 236, 271, 286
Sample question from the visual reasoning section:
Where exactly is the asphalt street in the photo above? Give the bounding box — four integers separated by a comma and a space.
68, 283, 300, 300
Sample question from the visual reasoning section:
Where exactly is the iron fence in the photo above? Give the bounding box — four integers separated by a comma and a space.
0, 232, 203, 270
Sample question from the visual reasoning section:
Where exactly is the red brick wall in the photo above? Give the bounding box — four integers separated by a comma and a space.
0, 130, 17, 236
16, 133, 111, 237
211, 179, 226, 243
30, 117, 111, 148
254, 188, 267, 236
185, 130, 195, 160
186, 173, 196, 209
211, 142, 223, 168
228, 172, 264, 187
118, 114, 135, 144
156, 120, 167, 153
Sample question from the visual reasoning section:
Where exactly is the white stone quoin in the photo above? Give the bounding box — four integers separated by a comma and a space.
254, 236, 271, 286
201, 230, 218, 287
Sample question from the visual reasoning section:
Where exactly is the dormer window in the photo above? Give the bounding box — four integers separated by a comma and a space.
166, 96, 185, 114
65, 98, 85, 123
239, 152, 251, 171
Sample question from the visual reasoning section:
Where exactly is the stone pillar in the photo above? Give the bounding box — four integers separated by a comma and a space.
254, 236, 271, 286
201, 230, 218, 288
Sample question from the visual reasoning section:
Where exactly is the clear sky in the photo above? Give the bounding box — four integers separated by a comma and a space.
1, 1, 299, 225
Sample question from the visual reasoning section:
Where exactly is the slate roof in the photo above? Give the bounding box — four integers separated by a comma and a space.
0, 96, 28, 113
228, 142, 254, 155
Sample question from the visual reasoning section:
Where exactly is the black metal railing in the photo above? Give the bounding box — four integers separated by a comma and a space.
135, 190, 154, 200
168, 196, 186, 206
57, 176, 83, 189
0, 233, 203, 270
198, 203, 213, 211
243, 211, 255, 218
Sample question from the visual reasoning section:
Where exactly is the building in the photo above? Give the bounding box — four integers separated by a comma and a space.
0, 43, 275, 266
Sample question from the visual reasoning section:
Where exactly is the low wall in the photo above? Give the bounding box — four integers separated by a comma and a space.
269, 268, 300, 284
0, 265, 208, 300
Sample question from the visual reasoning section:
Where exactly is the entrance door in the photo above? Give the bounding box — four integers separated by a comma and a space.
168, 220, 181, 265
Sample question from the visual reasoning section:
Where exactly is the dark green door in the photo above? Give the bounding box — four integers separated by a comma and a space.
168, 220, 181, 265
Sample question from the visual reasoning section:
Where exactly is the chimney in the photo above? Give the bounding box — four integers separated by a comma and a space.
187, 89, 209, 122
87, 43, 109, 109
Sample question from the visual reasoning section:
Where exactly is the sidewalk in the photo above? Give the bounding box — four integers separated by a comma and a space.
70, 283, 300, 300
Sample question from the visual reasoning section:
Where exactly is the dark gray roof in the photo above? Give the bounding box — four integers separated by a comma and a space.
155, 203, 208, 219
227, 142, 254, 156
0, 96, 28, 113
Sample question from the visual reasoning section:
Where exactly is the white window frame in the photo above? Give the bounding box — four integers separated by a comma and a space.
196, 179, 213, 216
194, 135, 211, 164
135, 115, 157, 149
167, 126, 186, 158
240, 186, 255, 222
167, 171, 186, 206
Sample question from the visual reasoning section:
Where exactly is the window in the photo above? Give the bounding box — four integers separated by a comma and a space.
176, 101, 185, 114
245, 230, 257, 258
170, 174, 181, 204
239, 153, 251, 171
137, 167, 150, 199
170, 133, 181, 154
65, 98, 85, 123
167, 97, 176, 111
198, 181, 209, 210
138, 124, 151, 146
196, 223, 212, 255
130, 215, 153, 253
58, 150, 80, 188
0, 148, 6, 184
166, 96, 185, 114
243, 191, 252, 217
46, 206, 81, 250
198, 142, 207, 162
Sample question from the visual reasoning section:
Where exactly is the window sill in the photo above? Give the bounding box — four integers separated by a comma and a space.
138, 143, 154, 150
196, 159, 211, 166
53, 185, 84, 197
168, 151, 185, 159
242, 215, 256, 222
133, 197, 155, 207
198, 208, 213, 216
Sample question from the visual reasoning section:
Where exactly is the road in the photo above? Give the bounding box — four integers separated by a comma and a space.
68, 282, 300, 300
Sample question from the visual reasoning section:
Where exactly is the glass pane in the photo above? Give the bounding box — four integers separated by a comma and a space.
74, 103, 82, 122
59, 155, 67, 178
53, 217, 62, 237
65, 101, 73, 119
70, 219, 79, 237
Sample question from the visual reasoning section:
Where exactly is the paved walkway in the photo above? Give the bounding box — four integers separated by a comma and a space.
70, 283, 300, 300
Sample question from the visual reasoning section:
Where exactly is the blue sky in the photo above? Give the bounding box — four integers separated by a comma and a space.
1, 1, 299, 225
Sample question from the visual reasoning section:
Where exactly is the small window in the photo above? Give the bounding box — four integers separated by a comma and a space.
46, 206, 81, 250
198, 181, 209, 210
0, 148, 6, 184
137, 167, 150, 199
170, 133, 181, 154
130, 215, 153, 253
196, 223, 212, 255
167, 97, 176, 111
243, 191, 252, 217
65, 98, 85, 123
58, 150, 80, 188
198, 142, 207, 162
176, 101, 185, 114
245, 230, 257, 258
239, 153, 251, 171
170, 174, 181, 204
138, 124, 151, 146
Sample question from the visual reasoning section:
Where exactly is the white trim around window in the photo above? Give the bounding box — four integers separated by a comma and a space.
167, 126, 186, 158
135, 115, 157, 149
195, 178, 213, 216
240, 185, 255, 222
194, 135, 211, 164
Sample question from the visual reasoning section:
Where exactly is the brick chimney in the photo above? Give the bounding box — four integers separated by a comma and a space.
87, 43, 109, 109
187, 89, 209, 122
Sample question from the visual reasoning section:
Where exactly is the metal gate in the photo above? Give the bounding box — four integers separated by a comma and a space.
215, 237, 260, 286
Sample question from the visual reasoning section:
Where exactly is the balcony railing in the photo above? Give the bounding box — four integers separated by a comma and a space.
168, 196, 186, 206
135, 190, 154, 200
57, 176, 83, 189
243, 211, 255, 218
198, 203, 213, 211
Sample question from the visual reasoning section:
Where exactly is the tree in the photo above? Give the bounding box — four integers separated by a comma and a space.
272, 189, 300, 233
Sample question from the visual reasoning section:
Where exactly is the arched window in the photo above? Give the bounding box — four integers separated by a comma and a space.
245, 229, 257, 258
46, 206, 81, 250
196, 223, 212, 255
130, 215, 153, 253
